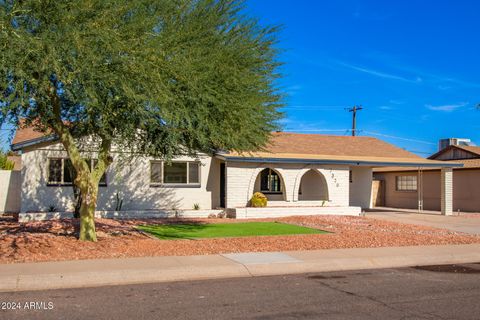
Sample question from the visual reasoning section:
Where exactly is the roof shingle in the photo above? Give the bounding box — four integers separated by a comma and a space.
228, 132, 422, 159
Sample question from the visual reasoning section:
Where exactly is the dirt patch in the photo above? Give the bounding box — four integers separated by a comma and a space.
1, 215, 479, 264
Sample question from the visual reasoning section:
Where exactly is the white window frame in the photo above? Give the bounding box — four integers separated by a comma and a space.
395, 175, 417, 192
150, 161, 201, 187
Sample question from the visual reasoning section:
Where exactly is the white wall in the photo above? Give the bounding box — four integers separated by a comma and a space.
20, 142, 221, 212
298, 169, 328, 201
349, 166, 373, 209
0, 170, 21, 213
225, 162, 350, 208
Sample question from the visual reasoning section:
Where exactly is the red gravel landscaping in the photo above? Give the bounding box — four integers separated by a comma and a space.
1, 215, 479, 264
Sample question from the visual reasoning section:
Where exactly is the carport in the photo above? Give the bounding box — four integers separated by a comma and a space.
372, 163, 463, 216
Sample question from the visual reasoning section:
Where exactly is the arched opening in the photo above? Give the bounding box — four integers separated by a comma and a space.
253, 168, 285, 201
298, 169, 329, 201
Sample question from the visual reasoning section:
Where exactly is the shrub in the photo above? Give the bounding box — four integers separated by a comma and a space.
0, 153, 14, 170
250, 192, 267, 207
193, 203, 200, 210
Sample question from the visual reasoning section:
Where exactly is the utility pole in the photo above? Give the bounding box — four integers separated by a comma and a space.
346, 105, 363, 136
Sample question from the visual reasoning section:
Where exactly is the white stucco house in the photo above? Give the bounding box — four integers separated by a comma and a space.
10, 127, 461, 220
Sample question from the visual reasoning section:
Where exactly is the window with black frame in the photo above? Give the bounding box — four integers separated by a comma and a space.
47, 158, 106, 186
260, 168, 282, 193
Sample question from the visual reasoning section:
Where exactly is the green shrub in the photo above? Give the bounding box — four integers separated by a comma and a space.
250, 192, 267, 207
0, 153, 14, 170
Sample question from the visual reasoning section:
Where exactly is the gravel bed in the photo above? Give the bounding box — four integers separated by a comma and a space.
1, 215, 479, 264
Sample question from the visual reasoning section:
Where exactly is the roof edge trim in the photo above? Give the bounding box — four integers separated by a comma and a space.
216, 155, 463, 168
11, 135, 58, 151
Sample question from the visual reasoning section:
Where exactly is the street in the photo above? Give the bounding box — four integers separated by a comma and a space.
1, 264, 480, 320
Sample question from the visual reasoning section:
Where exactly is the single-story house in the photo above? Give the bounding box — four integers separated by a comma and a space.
9, 127, 462, 220
373, 145, 480, 212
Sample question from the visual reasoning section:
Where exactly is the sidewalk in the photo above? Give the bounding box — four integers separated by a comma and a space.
367, 211, 480, 235
1, 244, 480, 292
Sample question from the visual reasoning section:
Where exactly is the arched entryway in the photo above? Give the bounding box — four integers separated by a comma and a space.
253, 168, 286, 201
298, 169, 329, 201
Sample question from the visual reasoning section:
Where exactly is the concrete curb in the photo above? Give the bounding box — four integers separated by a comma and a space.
1, 244, 480, 292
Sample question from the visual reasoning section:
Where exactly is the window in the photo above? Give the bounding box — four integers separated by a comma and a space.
150, 161, 200, 186
164, 162, 187, 183
48, 158, 107, 186
48, 159, 63, 184
151, 162, 163, 184
260, 168, 282, 193
396, 175, 417, 191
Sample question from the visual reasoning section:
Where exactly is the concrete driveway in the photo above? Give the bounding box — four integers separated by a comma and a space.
367, 211, 480, 235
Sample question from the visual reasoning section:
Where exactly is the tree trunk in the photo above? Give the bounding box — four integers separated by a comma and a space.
78, 181, 99, 242
73, 188, 82, 219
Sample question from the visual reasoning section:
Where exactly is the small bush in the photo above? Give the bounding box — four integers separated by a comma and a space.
0, 153, 14, 170
193, 203, 200, 210
250, 192, 267, 207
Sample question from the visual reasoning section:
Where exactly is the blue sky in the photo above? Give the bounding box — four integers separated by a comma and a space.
2, 1, 479, 156
247, 0, 480, 156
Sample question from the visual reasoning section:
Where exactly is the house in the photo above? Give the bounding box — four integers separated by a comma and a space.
9, 127, 462, 220
373, 144, 480, 212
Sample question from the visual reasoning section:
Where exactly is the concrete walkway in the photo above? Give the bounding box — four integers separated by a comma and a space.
1, 244, 480, 292
367, 211, 480, 235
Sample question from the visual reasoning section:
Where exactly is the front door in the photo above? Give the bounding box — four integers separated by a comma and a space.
220, 163, 226, 208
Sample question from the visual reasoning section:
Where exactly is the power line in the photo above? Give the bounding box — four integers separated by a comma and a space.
406, 150, 432, 155
362, 131, 436, 145
283, 105, 348, 110
284, 129, 351, 132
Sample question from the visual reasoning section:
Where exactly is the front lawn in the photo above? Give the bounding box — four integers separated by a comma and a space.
137, 221, 326, 240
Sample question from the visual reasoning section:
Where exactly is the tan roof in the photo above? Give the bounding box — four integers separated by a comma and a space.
222, 132, 460, 167
255, 132, 423, 159
429, 144, 480, 159
453, 158, 480, 168
454, 145, 480, 156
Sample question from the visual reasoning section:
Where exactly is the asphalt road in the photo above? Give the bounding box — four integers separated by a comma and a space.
1, 263, 480, 320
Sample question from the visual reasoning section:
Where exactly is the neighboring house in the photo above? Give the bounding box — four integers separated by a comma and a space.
10, 127, 461, 219
373, 145, 480, 212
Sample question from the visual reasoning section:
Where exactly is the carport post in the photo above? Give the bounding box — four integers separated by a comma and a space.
417, 168, 423, 212
440, 167, 453, 216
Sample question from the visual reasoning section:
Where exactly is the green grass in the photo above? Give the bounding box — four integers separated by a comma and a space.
137, 222, 327, 240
